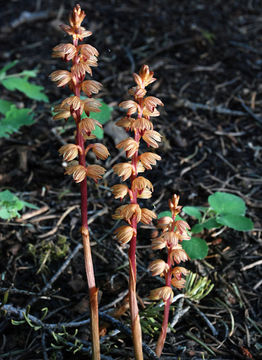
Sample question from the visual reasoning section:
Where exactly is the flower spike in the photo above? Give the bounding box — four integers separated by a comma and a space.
50, 5, 110, 360
113, 65, 163, 360
149, 195, 190, 357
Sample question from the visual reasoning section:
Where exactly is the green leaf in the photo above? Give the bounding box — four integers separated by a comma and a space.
92, 125, 104, 140
90, 101, 113, 125
22, 200, 38, 209
191, 218, 220, 233
158, 210, 172, 219
0, 207, 10, 220
91, 101, 112, 139
183, 206, 202, 221
0, 190, 38, 220
216, 214, 253, 231
0, 105, 34, 138
15, 70, 38, 78
191, 223, 204, 233
11, 319, 26, 326
208, 192, 246, 216
203, 218, 221, 230
0, 190, 17, 202
182, 237, 208, 260
0, 99, 13, 115
0, 60, 18, 76
198, 206, 209, 212
1, 77, 48, 102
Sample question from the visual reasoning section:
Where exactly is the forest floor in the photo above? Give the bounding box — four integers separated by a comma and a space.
0, 0, 262, 359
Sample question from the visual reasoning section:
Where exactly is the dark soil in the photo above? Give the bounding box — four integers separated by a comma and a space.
0, 1, 262, 359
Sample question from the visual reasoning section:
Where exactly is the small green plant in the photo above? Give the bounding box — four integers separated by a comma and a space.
0, 190, 37, 220
51, 328, 83, 354
182, 191, 254, 260
0, 60, 48, 138
184, 272, 214, 302
28, 235, 70, 274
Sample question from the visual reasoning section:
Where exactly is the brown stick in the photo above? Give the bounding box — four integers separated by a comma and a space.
129, 258, 143, 360
82, 227, 100, 360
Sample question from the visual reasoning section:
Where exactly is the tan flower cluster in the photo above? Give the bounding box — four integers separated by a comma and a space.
149, 194, 190, 302
112, 65, 164, 245
50, 4, 109, 184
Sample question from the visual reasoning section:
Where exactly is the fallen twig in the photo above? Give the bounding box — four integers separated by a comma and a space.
175, 99, 246, 117
238, 96, 262, 125
15, 205, 49, 222
241, 259, 262, 271
38, 205, 79, 239
185, 299, 218, 337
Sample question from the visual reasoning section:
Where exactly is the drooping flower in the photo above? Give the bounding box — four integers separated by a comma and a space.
114, 225, 135, 245
142, 130, 162, 148
59, 144, 82, 161
149, 286, 174, 302
116, 138, 139, 158
149, 259, 169, 277
65, 164, 87, 183
86, 165, 106, 182
50, 70, 72, 87
113, 163, 134, 181
139, 152, 161, 170
111, 184, 129, 200
92, 143, 110, 160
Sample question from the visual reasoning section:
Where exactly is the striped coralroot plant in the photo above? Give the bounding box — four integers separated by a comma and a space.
112, 65, 163, 359
50, 5, 109, 360
149, 194, 190, 357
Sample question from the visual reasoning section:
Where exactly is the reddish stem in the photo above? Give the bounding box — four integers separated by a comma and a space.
156, 248, 172, 357
128, 129, 143, 360
72, 40, 100, 360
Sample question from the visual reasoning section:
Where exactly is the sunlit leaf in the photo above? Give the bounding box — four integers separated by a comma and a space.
182, 237, 208, 260
0, 99, 12, 115
157, 210, 172, 219
0, 105, 34, 138
0, 190, 37, 220
1, 77, 48, 102
0, 60, 18, 76
208, 192, 246, 216
216, 214, 253, 231
183, 206, 202, 221
90, 101, 113, 125
191, 218, 220, 233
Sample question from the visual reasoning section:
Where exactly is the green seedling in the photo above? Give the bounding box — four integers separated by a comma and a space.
28, 235, 69, 274
182, 192, 253, 259
0, 190, 37, 220
184, 272, 214, 302
0, 60, 48, 102
0, 60, 48, 138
